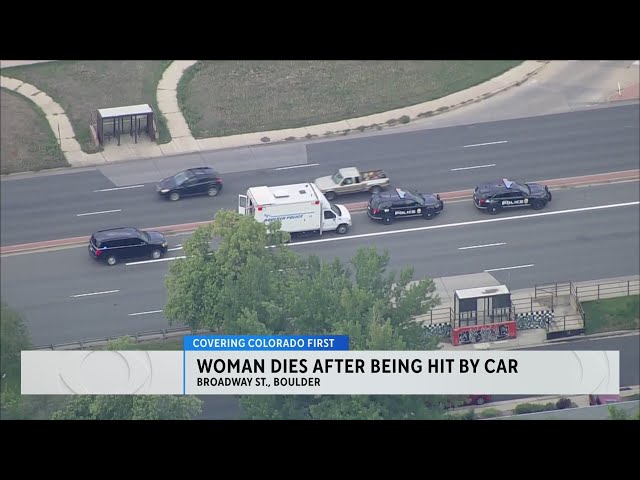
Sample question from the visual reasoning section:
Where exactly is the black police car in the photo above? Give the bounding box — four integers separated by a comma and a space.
157, 167, 222, 201
88, 227, 168, 266
473, 178, 552, 215
367, 188, 444, 225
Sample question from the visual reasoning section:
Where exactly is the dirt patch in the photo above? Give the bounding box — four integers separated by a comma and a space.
1, 88, 67, 175
2, 61, 172, 154
177, 61, 523, 138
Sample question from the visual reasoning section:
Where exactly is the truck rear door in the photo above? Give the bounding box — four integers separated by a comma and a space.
238, 194, 248, 215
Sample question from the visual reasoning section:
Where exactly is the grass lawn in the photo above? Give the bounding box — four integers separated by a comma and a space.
116, 337, 183, 350
2, 61, 172, 156
177, 60, 523, 138
1, 88, 68, 175
582, 295, 640, 334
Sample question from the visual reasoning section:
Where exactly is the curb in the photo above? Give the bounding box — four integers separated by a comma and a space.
451, 387, 640, 416
1, 169, 638, 256
1, 61, 549, 172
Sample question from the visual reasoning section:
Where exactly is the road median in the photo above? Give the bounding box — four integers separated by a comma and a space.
1, 169, 637, 256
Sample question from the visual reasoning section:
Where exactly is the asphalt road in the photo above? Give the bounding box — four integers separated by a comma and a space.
493, 333, 640, 403
196, 333, 640, 419
1, 104, 638, 247
1, 182, 637, 346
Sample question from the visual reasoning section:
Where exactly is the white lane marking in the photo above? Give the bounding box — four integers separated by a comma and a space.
71, 289, 119, 298
128, 310, 163, 316
94, 185, 145, 192
279, 201, 640, 248
451, 164, 496, 171
275, 163, 319, 171
458, 242, 506, 250
462, 140, 508, 148
484, 264, 534, 272
168, 246, 183, 252
76, 209, 122, 217
126, 256, 186, 266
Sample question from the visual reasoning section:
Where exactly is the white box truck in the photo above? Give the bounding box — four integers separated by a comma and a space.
238, 183, 352, 235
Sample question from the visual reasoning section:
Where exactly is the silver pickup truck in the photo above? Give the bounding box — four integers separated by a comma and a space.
314, 167, 390, 200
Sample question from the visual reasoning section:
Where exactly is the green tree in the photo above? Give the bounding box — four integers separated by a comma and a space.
165, 210, 449, 420
1, 301, 31, 418
50, 336, 203, 420
1, 300, 31, 379
51, 395, 202, 420
608, 405, 640, 420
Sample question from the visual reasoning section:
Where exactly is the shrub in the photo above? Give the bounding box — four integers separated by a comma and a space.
514, 402, 556, 415
556, 398, 573, 410
399, 115, 410, 124
479, 408, 502, 418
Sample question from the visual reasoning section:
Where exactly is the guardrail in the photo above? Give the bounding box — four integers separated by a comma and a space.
575, 279, 639, 302
414, 307, 452, 325
30, 326, 212, 351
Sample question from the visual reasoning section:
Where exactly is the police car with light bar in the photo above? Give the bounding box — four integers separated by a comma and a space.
473, 178, 552, 215
367, 188, 444, 225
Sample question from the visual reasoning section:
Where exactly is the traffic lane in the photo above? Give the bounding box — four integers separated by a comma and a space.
2, 104, 638, 247
0, 247, 187, 345
307, 103, 639, 162
522, 334, 640, 388
1, 182, 637, 313
3, 197, 637, 346
319, 180, 640, 238
494, 334, 640, 402
290, 205, 639, 291
3, 154, 637, 251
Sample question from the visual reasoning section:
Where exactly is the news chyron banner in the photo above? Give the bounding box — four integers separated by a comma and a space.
21, 335, 620, 395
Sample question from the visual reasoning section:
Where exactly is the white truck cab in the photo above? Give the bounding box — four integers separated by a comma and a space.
238, 183, 352, 235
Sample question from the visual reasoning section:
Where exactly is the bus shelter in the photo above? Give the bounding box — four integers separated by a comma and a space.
451, 285, 517, 346
95, 104, 156, 146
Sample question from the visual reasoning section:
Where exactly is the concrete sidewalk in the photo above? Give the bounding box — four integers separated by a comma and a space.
2, 60, 638, 172
433, 273, 639, 351
0, 60, 549, 168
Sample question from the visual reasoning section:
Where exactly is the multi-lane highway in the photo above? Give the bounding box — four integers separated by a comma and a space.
2, 182, 638, 346
1, 103, 638, 246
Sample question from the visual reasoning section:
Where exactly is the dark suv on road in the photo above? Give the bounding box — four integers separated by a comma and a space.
88, 227, 168, 266
157, 167, 222, 201
473, 178, 552, 215
367, 188, 444, 225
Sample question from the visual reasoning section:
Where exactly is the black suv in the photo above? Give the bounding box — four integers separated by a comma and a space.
88, 227, 168, 266
473, 178, 552, 215
157, 167, 222, 201
367, 188, 444, 225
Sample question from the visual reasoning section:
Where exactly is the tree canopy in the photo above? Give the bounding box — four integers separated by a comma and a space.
164, 210, 450, 419
50, 336, 203, 420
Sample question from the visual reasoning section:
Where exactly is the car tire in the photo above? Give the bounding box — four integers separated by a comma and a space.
423, 209, 436, 220
325, 191, 336, 201
169, 191, 180, 201
370, 186, 382, 195
336, 224, 348, 235
207, 187, 219, 197
383, 216, 394, 225
106, 255, 117, 266
488, 206, 499, 215
531, 199, 545, 210
475, 397, 485, 406
151, 249, 162, 260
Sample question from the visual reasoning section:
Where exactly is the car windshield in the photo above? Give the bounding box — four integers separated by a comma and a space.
514, 181, 530, 194
332, 172, 343, 184
331, 204, 341, 216
173, 171, 191, 186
